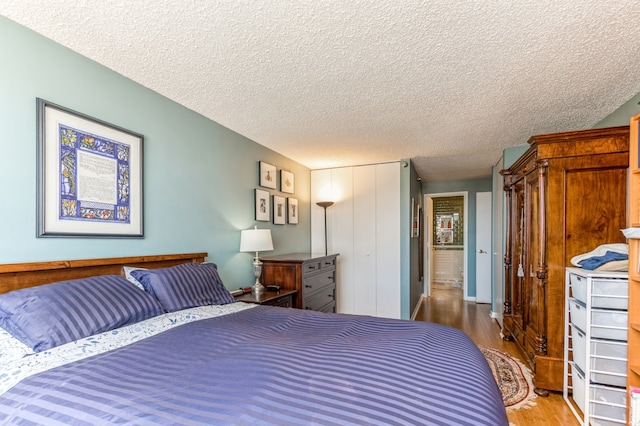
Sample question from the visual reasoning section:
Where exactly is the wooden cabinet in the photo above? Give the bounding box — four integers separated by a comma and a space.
502, 126, 629, 393
627, 113, 640, 423
259, 253, 338, 313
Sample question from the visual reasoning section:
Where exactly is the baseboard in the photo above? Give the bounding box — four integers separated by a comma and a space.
410, 296, 424, 320
465, 296, 476, 302
490, 311, 500, 319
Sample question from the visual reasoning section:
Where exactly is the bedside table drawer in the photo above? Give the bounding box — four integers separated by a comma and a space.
235, 289, 297, 308
304, 283, 335, 310
267, 293, 294, 308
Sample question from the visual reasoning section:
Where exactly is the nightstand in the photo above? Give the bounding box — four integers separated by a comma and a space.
234, 289, 297, 308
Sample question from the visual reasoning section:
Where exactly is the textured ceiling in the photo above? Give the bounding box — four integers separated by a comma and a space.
2, 1, 640, 181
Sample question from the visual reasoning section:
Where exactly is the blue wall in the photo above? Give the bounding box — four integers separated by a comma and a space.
504, 145, 529, 169
595, 92, 640, 128
422, 177, 493, 298
0, 17, 311, 289
401, 159, 423, 318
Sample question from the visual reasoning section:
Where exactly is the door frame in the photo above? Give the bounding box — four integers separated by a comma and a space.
475, 191, 492, 303
423, 191, 469, 300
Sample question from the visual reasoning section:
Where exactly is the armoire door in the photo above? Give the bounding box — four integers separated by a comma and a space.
524, 166, 545, 362
510, 182, 526, 339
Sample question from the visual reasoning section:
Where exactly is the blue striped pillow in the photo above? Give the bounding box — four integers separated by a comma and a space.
130, 263, 235, 312
0, 275, 165, 353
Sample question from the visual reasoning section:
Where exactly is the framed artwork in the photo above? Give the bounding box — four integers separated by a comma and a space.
259, 161, 277, 189
287, 197, 299, 224
411, 198, 420, 238
437, 229, 453, 244
273, 195, 286, 225
438, 215, 453, 229
36, 98, 144, 238
255, 189, 270, 221
280, 170, 294, 194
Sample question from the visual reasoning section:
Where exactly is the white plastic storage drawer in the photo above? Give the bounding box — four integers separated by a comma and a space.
572, 365, 586, 414
570, 273, 628, 310
571, 325, 586, 371
589, 384, 626, 425
590, 339, 628, 388
590, 309, 628, 341
571, 365, 585, 413
569, 298, 587, 332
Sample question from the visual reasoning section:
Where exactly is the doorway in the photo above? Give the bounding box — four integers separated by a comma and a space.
423, 192, 468, 300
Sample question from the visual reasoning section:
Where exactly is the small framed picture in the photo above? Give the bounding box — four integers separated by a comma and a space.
273, 195, 286, 225
287, 197, 298, 224
280, 170, 294, 194
437, 229, 453, 244
259, 161, 276, 189
411, 198, 420, 238
255, 189, 270, 221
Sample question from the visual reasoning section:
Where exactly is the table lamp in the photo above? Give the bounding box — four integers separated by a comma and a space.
240, 226, 274, 293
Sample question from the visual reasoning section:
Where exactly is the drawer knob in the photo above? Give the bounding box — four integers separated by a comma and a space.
305, 284, 312, 288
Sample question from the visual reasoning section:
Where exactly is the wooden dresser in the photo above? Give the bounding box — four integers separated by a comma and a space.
627, 113, 640, 423
260, 253, 338, 313
501, 126, 629, 394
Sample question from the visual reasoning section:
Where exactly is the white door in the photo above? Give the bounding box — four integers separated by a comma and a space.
492, 159, 504, 326
475, 192, 492, 303
375, 162, 400, 319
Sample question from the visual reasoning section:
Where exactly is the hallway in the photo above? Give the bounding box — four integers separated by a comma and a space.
414, 286, 579, 425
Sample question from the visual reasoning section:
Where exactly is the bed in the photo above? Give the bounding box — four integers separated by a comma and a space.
0, 253, 508, 425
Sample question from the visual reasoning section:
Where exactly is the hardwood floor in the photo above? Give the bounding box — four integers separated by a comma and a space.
414, 284, 579, 426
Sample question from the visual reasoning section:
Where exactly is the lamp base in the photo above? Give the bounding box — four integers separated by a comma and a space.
252, 281, 265, 294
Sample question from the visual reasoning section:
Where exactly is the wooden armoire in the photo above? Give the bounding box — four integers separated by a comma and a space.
501, 126, 629, 394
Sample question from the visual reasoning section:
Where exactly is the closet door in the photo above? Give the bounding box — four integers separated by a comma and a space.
375, 162, 401, 319
330, 167, 354, 314
353, 165, 377, 315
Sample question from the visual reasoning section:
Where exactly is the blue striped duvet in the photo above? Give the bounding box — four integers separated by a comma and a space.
0, 306, 508, 425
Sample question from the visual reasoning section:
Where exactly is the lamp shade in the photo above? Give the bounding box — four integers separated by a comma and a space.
240, 227, 274, 252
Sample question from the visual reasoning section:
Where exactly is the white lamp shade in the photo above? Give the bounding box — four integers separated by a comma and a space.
240, 227, 274, 252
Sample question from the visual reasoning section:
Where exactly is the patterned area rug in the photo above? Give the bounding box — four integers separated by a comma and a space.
479, 346, 537, 411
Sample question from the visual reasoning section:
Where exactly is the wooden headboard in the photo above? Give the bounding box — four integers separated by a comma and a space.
0, 252, 207, 294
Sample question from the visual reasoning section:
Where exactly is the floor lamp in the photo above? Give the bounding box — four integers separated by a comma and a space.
316, 201, 334, 256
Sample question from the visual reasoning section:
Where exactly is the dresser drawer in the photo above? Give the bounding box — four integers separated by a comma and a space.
302, 257, 335, 276
316, 300, 336, 313
303, 270, 335, 295
304, 283, 336, 310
